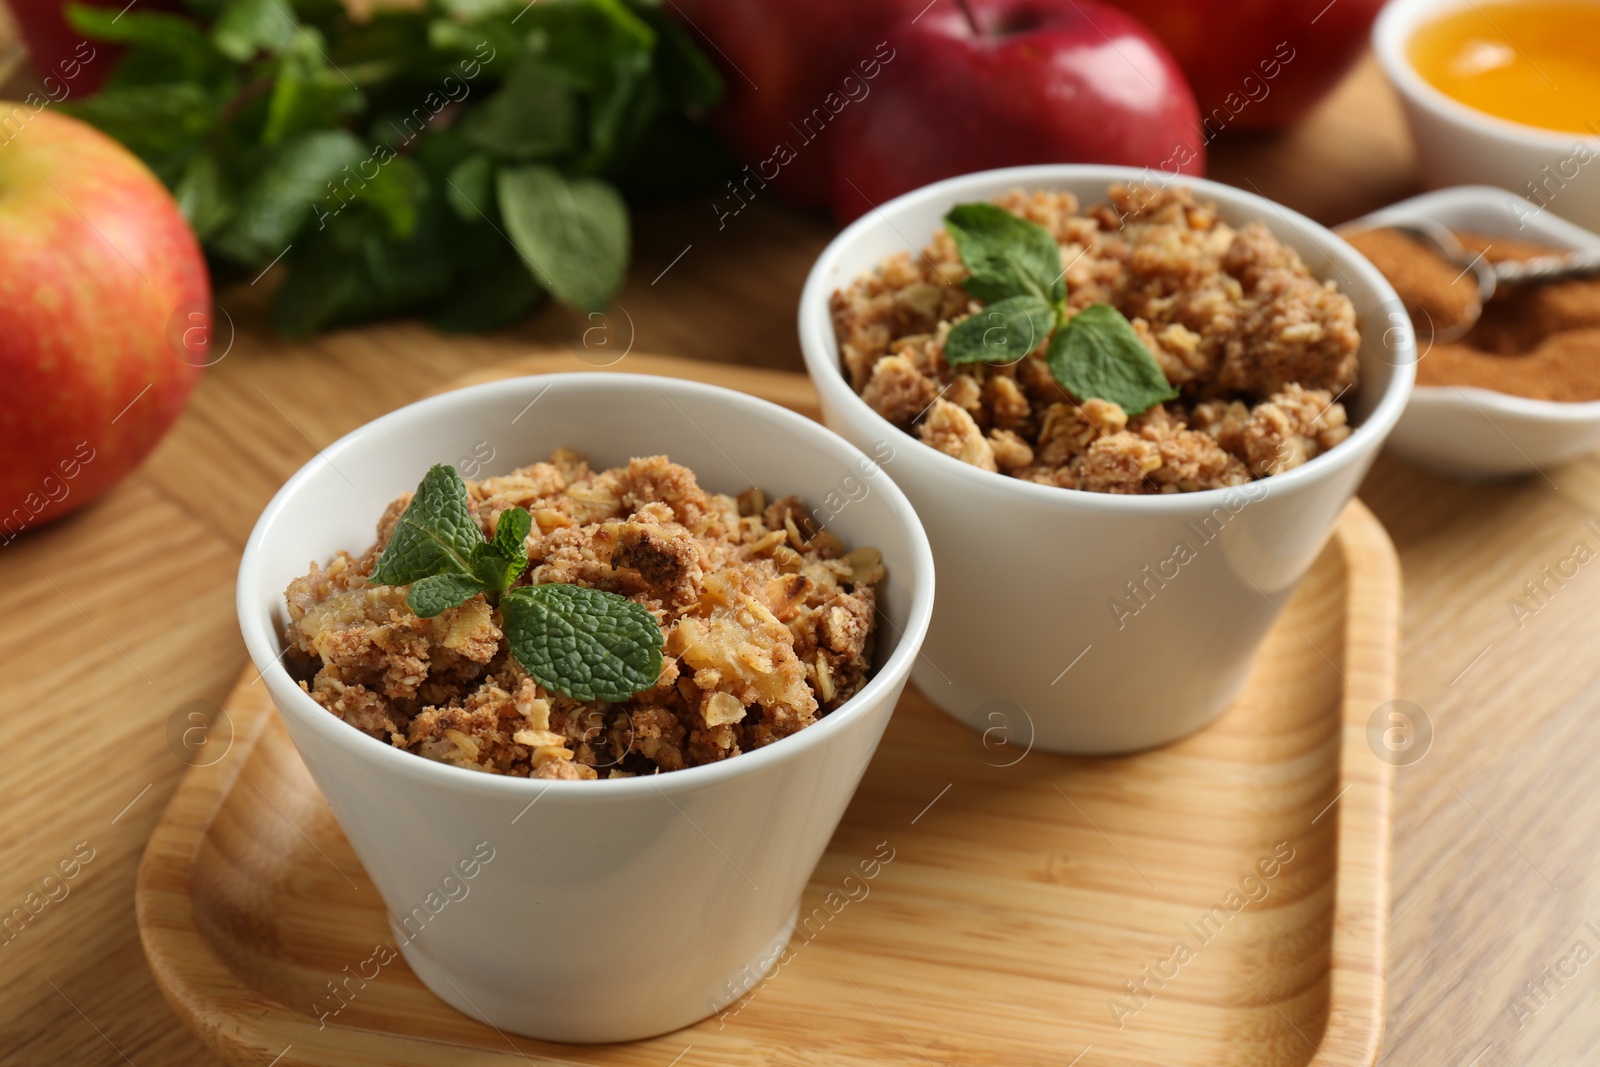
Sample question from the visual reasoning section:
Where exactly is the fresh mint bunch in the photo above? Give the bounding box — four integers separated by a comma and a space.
371, 464, 663, 702
64, 0, 725, 337
940, 203, 1180, 415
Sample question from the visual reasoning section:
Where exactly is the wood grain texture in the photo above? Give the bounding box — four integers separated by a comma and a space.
134, 373, 1398, 1067
3, 48, 1598, 1067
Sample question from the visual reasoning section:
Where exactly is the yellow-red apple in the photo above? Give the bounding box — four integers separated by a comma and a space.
0, 105, 210, 540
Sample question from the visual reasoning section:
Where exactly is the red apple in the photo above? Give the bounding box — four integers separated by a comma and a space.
0, 105, 210, 541
9, 0, 123, 96
828, 0, 1204, 223
669, 0, 930, 210
1102, 0, 1385, 131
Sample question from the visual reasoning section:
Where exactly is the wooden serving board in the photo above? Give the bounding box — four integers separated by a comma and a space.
136, 358, 1397, 1067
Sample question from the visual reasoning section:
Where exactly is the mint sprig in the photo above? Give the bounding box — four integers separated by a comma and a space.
940, 203, 1178, 414
1048, 304, 1180, 414
370, 464, 663, 702
371, 464, 486, 589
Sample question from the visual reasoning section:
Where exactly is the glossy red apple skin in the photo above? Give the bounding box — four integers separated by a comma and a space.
828, 0, 1204, 223
1103, 0, 1386, 131
0, 105, 210, 539
670, 0, 930, 210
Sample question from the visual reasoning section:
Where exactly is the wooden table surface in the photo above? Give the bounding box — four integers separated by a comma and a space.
3, 55, 1599, 1067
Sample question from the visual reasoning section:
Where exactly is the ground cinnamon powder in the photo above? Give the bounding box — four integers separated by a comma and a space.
1347, 226, 1600, 402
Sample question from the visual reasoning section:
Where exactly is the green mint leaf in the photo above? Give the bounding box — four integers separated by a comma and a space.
497, 164, 628, 312
210, 130, 366, 265
427, 17, 522, 63
271, 217, 457, 336
491, 506, 532, 566
944, 203, 1066, 305
445, 154, 495, 223
460, 59, 578, 161
260, 36, 364, 146
211, 0, 295, 62
469, 545, 517, 591
1046, 304, 1179, 415
428, 259, 544, 333
174, 150, 233, 240
518, 0, 655, 91
66, 3, 213, 56
348, 154, 427, 240
407, 573, 488, 618
67, 83, 218, 182
501, 584, 664, 702
371, 464, 484, 586
636, 4, 724, 109
468, 503, 531, 593
943, 295, 1057, 366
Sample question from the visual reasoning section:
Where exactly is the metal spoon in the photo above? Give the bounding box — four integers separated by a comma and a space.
1383, 218, 1600, 341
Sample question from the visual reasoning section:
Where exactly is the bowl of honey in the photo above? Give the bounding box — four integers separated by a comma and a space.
1374, 0, 1600, 230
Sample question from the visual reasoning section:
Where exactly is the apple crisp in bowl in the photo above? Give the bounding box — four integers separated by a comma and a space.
799, 164, 1413, 755
238, 373, 934, 1040
830, 182, 1362, 493
283, 450, 886, 780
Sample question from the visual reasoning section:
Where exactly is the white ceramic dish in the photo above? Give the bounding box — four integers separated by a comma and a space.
1347, 185, 1600, 478
1373, 0, 1600, 231
799, 164, 1415, 755
236, 373, 935, 1043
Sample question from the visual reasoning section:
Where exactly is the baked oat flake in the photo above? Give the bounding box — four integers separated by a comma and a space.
832, 184, 1362, 493
283, 452, 885, 780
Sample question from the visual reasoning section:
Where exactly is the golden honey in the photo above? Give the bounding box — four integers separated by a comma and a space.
1408, 1, 1600, 134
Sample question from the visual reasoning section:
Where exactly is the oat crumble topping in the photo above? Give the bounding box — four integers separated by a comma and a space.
831, 184, 1361, 493
282, 451, 885, 779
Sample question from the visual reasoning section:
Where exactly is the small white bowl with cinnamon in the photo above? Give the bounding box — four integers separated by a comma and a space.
1344, 186, 1600, 480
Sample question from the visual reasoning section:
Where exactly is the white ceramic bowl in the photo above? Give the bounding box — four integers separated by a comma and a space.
1347, 185, 1600, 478
799, 165, 1414, 755
236, 373, 935, 1042
1373, 0, 1600, 231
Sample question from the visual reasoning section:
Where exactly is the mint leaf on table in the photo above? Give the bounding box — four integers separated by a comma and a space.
445, 154, 495, 222
174, 151, 232, 240
498, 164, 629, 312
350, 154, 428, 240
460, 59, 579, 161
520, 0, 654, 91
210, 130, 367, 265
67, 83, 219, 182
427, 254, 544, 332
260, 35, 364, 147
636, 5, 723, 110
944, 294, 1056, 366
65, 3, 225, 83
210, 0, 295, 62
501, 584, 664, 702
944, 203, 1066, 306
371, 464, 484, 587
1047, 304, 1180, 415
